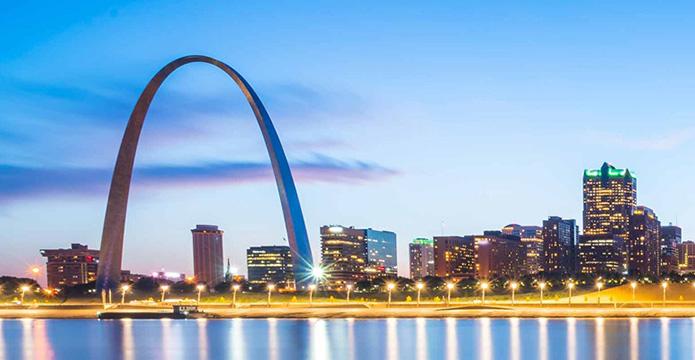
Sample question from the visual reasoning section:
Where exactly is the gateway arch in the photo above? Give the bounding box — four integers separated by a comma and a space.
96, 55, 314, 291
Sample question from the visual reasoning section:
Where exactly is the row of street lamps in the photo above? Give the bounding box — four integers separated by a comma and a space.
107, 279, 685, 307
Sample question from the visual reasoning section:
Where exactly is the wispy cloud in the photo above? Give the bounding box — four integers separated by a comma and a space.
0, 156, 397, 203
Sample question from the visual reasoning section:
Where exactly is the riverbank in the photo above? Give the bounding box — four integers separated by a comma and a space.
3, 303, 695, 319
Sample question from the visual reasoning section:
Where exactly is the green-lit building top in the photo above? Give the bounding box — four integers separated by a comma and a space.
412, 238, 433, 246
583, 162, 636, 179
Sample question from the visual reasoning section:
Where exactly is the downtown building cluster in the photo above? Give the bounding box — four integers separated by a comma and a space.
38, 162, 695, 290
407, 162, 689, 282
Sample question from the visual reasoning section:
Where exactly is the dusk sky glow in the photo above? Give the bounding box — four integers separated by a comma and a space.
4, 1, 695, 279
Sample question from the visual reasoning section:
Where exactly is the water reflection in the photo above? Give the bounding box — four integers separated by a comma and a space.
267, 318, 277, 360
594, 318, 605, 360
510, 318, 520, 360
537, 318, 547, 360
479, 318, 492, 360
121, 319, 134, 360
0, 318, 693, 359
310, 318, 330, 360
660, 317, 669, 360
629, 317, 638, 360
446, 317, 457, 360
567, 318, 576, 360
416, 318, 427, 360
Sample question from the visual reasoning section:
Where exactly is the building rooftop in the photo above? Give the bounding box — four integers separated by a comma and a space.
584, 162, 636, 179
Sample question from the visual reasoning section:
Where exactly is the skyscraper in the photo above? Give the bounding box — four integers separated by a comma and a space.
40, 243, 100, 288
542, 217, 577, 274
433, 236, 476, 279
246, 246, 294, 289
191, 225, 224, 285
409, 238, 435, 279
583, 162, 637, 241
503, 224, 543, 274
628, 206, 661, 276
581, 162, 635, 274
364, 229, 398, 279
320, 225, 367, 289
660, 224, 681, 275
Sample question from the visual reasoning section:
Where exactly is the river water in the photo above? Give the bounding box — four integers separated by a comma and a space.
0, 317, 692, 359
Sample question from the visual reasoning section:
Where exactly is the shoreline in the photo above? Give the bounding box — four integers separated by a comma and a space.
3, 303, 695, 319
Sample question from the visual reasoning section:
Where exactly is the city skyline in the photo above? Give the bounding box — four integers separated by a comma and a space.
4, 2, 695, 279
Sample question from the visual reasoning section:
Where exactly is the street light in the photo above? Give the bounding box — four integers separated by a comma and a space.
567, 282, 575, 306
510, 281, 518, 305
596, 281, 604, 305
120, 284, 130, 304
416, 282, 424, 307
232, 284, 240, 308
31, 267, 40, 283
346, 284, 353, 303
538, 282, 546, 306
480, 281, 489, 305
446, 282, 455, 306
19, 285, 30, 304
267, 284, 275, 307
196, 284, 205, 303
661, 281, 668, 307
308, 284, 317, 305
160, 285, 170, 303
630, 281, 637, 302
386, 282, 395, 307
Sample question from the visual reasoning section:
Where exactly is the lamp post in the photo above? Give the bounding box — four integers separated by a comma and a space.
346, 284, 352, 303
267, 284, 275, 307
510, 281, 518, 305
630, 281, 637, 303
661, 281, 668, 307
538, 282, 546, 306
308, 284, 316, 305
480, 281, 489, 305
160, 285, 169, 303
596, 281, 604, 305
567, 282, 575, 306
120, 284, 130, 305
19, 285, 30, 304
416, 282, 424, 307
446, 282, 454, 306
232, 284, 240, 308
196, 284, 205, 304
31, 267, 40, 284
387, 283, 395, 307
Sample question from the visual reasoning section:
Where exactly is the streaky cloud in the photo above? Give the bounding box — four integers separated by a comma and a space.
0, 157, 397, 203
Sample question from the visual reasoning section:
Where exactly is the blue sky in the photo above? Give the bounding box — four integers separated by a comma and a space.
3, 1, 695, 279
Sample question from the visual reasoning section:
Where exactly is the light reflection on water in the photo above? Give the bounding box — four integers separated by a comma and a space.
1, 318, 695, 359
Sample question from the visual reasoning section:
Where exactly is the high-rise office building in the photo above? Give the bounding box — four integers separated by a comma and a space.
628, 206, 661, 276
583, 162, 636, 241
320, 225, 368, 289
409, 238, 435, 279
364, 229, 398, 279
542, 217, 577, 274
661, 224, 681, 275
471, 231, 525, 279
246, 246, 294, 289
678, 241, 695, 273
191, 225, 224, 285
40, 243, 100, 288
503, 224, 543, 274
578, 234, 625, 274
433, 236, 476, 279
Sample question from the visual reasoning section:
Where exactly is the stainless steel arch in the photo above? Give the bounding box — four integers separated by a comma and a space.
96, 55, 314, 291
